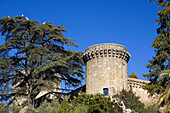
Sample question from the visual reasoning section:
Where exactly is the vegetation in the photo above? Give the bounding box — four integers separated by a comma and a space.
156, 69, 170, 112
71, 93, 122, 113
36, 98, 89, 113
129, 72, 138, 79
36, 100, 59, 113
143, 0, 170, 112
35, 90, 159, 113
114, 89, 159, 113
37, 93, 122, 113
0, 15, 84, 108
144, 104, 159, 113
0, 102, 9, 113
57, 99, 73, 113
0, 1, 169, 112
114, 89, 144, 112
69, 104, 89, 113
10, 103, 22, 113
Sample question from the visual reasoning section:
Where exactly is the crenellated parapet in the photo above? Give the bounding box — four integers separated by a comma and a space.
82, 43, 131, 63
127, 77, 149, 89
127, 78, 158, 105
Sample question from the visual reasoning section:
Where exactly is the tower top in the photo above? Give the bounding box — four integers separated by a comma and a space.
86, 43, 127, 52
83, 43, 131, 63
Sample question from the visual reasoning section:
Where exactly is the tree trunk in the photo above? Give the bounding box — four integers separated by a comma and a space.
27, 81, 33, 108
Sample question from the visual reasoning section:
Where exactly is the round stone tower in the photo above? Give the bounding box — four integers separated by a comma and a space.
83, 43, 131, 96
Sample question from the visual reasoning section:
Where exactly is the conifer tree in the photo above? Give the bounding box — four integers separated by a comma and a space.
143, 0, 170, 112
0, 15, 84, 108
129, 72, 138, 79
0, 102, 9, 113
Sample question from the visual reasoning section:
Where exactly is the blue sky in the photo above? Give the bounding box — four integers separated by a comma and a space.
0, 0, 160, 90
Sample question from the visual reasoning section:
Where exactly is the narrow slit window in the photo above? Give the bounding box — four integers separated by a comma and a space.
103, 88, 108, 96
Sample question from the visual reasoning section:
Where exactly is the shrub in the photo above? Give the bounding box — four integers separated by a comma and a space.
71, 93, 122, 113
10, 103, 22, 113
36, 100, 59, 113
0, 102, 9, 113
129, 72, 138, 79
114, 89, 145, 113
57, 99, 72, 113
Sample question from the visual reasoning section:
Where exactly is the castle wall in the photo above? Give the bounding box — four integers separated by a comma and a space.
127, 78, 158, 105
83, 43, 130, 96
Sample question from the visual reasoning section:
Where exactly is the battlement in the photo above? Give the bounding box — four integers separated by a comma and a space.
126, 78, 157, 104
83, 43, 131, 63
127, 77, 149, 89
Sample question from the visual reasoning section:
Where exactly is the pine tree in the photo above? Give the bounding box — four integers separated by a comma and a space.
143, 0, 170, 112
143, 0, 170, 95
0, 15, 84, 108
0, 102, 9, 113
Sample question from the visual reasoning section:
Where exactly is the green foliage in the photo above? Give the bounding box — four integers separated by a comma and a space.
0, 102, 9, 113
69, 104, 89, 113
143, 0, 170, 95
36, 93, 122, 113
114, 89, 145, 113
57, 99, 72, 113
0, 15, 84, 107
30, 91, 160, 113
144, 105, 159, 113
23, 108, 40, 113
71, 93, 122, 113
36, 100, 59, 113
143, 0, 170, 112
10, 103, 22, 113
37, 99, 89, 113
156, 69, 170, 113
129, 72, 138, 79
55, 93, 123, 113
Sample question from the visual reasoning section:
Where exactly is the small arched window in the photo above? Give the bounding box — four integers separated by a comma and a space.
103, 88, 108, 96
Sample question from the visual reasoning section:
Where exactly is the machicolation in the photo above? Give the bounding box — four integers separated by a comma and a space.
83, 43, 131, 63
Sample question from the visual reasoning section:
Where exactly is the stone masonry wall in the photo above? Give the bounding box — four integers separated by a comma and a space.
128, 77, 158, 105
83, 43, 131, 96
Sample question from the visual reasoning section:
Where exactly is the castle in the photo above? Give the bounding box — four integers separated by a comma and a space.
15, 43, 157, 107
82, 43, 157, 104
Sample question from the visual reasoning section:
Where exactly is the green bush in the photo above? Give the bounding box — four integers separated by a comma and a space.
69, 104, 89, 113
36, 91, 161, 113
129, 72, 138, 79
56, 93, 122, 113
57, 99, 72, 113
10, 103, 22, 113
113, 89, 161, 113
114, 89, 145, 113
36, 100, 59, 113
71, 93, 122, 113
144, 105, 160, 113
0, 102, 9, 113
